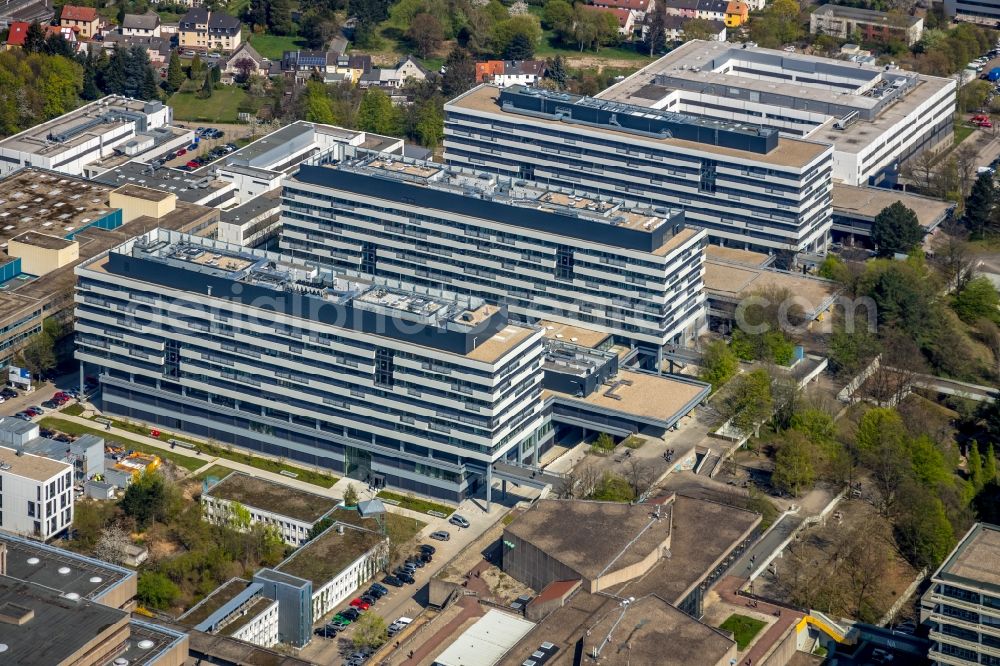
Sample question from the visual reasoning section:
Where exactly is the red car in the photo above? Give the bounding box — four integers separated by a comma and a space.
176, 148, 186, 157
349, 598, 370, 611
186, 160, 199, 168
53, 392, 69, 400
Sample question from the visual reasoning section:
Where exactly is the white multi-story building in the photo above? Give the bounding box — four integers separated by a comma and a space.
0, 96, 172, 177
179, 577, 280, 648
596, 40, 956, 188
74, 229, 548, 503
0, 442, 73, 541
201, 472, 340, 546
281, 148, 707, 369
922, 522, 1000, 666
444, 83, 833, 255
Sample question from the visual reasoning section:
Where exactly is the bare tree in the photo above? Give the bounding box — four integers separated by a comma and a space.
900, 150, 938, 193
931, 227, 977, 294
954, 144, 980, 198
94, 523, 132, 566
863, 329, 925, 406
624, 458, 656, 498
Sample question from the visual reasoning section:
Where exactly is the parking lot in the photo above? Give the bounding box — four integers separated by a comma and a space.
151, 126, 238, 172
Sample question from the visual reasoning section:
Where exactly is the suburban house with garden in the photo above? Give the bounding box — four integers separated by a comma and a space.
178, 8, 242, 53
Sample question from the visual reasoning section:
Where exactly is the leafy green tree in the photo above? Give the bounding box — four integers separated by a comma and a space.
189, 53, 204, 80
965, 172, 997, 239
986, 443, 998, 484
350, 0, 392, 46
141, 65, 159, 101
442, 47, 476, 98
872, 202, 923, 257
303, 81, 336, 123
165, 50, 184, 93
542, 0, 574, 31
353, 612, 388, 650
505, 32, 535, 60
119, 470, 181, 530
137, 571, 180, 610
23, 22, 46, 53
413, 100, 443, 147
44, 33, 75, 58
772, 432, 815, 496
72, 501, 118, 549
699, 340, 739, 391
547, 55, 567, 88
969, 443, 984, 492
952, 277, 1000, 325
592, 432, 615, 453
248, 0, 269, 29
682, 18, 716, 41
894, 482, 956, 568
817, 254, 847, 282
200, 68, 214, 98
343, 483, 360, 507
407, 13, 444, 58
300, 9, 342, 50
857, 408, 910, 516
227, 501, 252, 531
269, 0, 294, 35
790, 408, 836, 444
357, 88, 399, 135
588, 471, 636, 502
493, 15, 542, 57
723, 369, 773, 438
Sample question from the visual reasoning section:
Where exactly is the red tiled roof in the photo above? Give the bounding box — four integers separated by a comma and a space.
593, 0, 650, 11
61, 5, 98, 22
475, 60, 505, 82
587, 6, 634, 27
6, 21, 29, 46
530, 579, 581, 605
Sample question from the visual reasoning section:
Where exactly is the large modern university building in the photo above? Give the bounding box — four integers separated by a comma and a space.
279, 148, 707, 367
74, 229, 548, 502
596, 40, 956, 188
444, 83, 834, 254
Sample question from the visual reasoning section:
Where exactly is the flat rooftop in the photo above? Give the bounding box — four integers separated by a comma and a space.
547, 370, 708, 424
275, 522, 385, 586
9, 231, 75, 251
0, 96, 162, 160
435, 609, 536, 666
341, 151, 681, 233
114, 183, 174, 203
205, 472, 339, 524
93, 162, 231, 203
813, 4, 922, 27
449, 85, 830, 169
0, 168, 115, 246
938, 522, 1000, 592
597, 40, 953, 156
220, 189, 281, 223
502, 593, 734, 666
506, 499, 672, 581
704, 244, 772, 267
538, 320, 610, 349
0, 576, 129, 666
0, 444, 70, 481
832, 183, 953, 228
704, 259, 840, 317
179, 578, 251, 627
119, 620, 189, 666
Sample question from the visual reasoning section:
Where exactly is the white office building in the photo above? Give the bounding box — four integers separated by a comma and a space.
0, 96, 171, 177
280, 148, 707, 368
74, 229, 548, 502
596, 40, 956, 188
0, 441, 74, 541
179, 577, 280, 648
444, 83, 834, 254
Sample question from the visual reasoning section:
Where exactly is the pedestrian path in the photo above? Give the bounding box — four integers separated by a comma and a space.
715, 576, 803, 666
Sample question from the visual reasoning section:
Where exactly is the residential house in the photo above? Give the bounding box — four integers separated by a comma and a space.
395, 55, 429, 81
3, 20, 29, 49
810, 4, 924, 46
44, 24, 83, 52
663, 0, 729, 20
102, 33, 172, 66
663, 0, 699, 19
60, 4, 99, 39
592, 0, 654, 20
121, 11, 161, 38
664, 13, 727, 40
724, 0, 748, 27
476, 60, 546, 87
220, 42, 269, 83
178, 8, 242, 53
587, 6, 637, 36
335, 54, 372, 83
359, 55, 429, 89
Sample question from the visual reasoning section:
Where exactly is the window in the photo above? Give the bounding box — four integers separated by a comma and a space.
27, 501, 35, 518
374, 347, 394, 388
555, 245, 574, 281
699, 159, 717, 193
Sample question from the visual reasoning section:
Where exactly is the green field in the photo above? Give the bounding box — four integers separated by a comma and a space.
719, 614, 767, 650
954, 122, 975, 146
168, 86, 248, 123
40, 418, 205, 472
377, 491, 455, 517
249, 34, 307, 60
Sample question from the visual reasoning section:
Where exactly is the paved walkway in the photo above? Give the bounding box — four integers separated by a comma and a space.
715, 576, 803, 666
397, 595, 483, 666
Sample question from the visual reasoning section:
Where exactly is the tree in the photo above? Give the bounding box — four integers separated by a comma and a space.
857, 408, 910, 516
227, 501, 252, 531
23, 22, 45, 53
547, 55, 567, 88
356, 88, 399, 135
442, 47, 476, 98
505, 32, 535, 59
300, 9, 342, 50
200, 68, 214, 98
592, 432, 615, 453
303, 81, 336, 123
772, 432, 815, 496
137, 571, 180, 610
542, 0, 574, 32
413, 99, 444, 147
588, 471, 636, 502
16, 329, 56, 380
723, 369, 773, 438
643, 4, 667, 54
952, 277, 1000, 325
44, 33, 75, 58
119, 470, 181, 530
94, 523, 133, 566
141, 65, 159, 101
72, 501, 118, 549
894, 481, 956, 568
623, 458, 655, 498
248, 0, 269, 28
269, 0, 294, 35
872, 202, 922, 257
682, 18, 715, 41
350, 0, 392, 46
954, 144, 980, 198
407, 13, 444, 59
343, 483, 360, 507
969, 443, 984, 492
233, 57, 256, 85
493, 15, 542, 57
165, 50, 184, 93
353, 612, 387, 650
699, 340, 739, 391
986, 444, 998, 484
964, 172, 996, 239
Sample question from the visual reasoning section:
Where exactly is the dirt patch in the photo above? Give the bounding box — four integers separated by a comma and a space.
563, 57, 648, 71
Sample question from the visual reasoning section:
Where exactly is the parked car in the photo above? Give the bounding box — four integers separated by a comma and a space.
360, 594, 377, 606
186, 161, 199, 169
41, 400, 58, 409
394, 571, 415, 584
349, 598, 370, 611
13, 412, 32, 421
449, 514, 470, 528
176, 148, 187, 157
25, 406, 44, 416
176, 165, 193, 172
0, 388, 16, 399
419, 551, 433, 563
405, 556, 425, 568
429, 530, 450, 541
340, 608, 360, 621
382, 575, 404, 587
368, 583, 388, 597
187, 143, 199, 151
419, 544, 436, 555
330, 615, 351, 627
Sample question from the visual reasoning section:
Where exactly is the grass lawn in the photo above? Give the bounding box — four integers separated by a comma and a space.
39, 417, 205, 473
386, 512, 426, 545
528, 6, 655, 62
249, 34, 307, 60
82, 415, 338, 488
719, 614, 767, 651
954, 122, 975, 146
623, 436, 646, 449
62, 403, 85, 417
194, 464, 232, 483
168, 86, 248, 123
377, 491, 455, 517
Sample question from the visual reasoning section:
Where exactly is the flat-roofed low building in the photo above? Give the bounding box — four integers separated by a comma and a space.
922, 522, 1000, 666
434, 609, 536, 666
0, 96, 171, 178
179, 577, 279, 648
831, 182, 954, 248
202, 472, 339, 546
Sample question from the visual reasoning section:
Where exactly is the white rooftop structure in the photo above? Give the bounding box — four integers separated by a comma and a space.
432, 609, 536, 666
